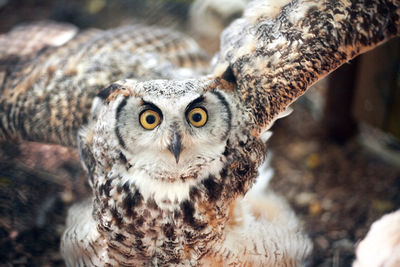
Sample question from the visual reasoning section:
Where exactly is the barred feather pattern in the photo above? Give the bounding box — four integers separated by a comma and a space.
0, 21, 78, 61
0, 24, 209, 146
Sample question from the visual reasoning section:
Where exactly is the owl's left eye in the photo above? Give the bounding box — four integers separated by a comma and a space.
139, 109, 161, 130
187, 107, 208, 127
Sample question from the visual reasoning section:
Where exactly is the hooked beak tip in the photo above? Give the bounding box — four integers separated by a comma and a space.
169, 132, 182, 164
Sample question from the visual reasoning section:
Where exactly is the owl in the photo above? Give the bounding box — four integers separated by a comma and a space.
1, 0, 399, 266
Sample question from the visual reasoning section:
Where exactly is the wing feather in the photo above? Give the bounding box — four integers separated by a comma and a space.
0, 24, 209, 146
214, 0, 400, 135
0, 21, 78, 61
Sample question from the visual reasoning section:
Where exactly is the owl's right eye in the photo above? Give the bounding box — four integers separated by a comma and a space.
139, 109, 161, 130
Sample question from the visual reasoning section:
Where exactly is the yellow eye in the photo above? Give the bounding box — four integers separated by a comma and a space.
139, 109, 161, 130
187, 107, 208, 127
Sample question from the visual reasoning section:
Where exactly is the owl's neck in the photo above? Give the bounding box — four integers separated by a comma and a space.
90, 135, 266, 264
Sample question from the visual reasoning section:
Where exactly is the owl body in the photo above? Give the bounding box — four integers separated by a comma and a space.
61, 78, 311, 266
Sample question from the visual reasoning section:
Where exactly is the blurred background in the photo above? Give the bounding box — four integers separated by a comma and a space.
0, 0, 399, 266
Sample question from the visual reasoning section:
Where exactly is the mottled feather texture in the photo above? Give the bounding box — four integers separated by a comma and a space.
0, 21, 78, 61
214, 0, 400, 136
0, 24, 209, 146
0, 0, 399, 266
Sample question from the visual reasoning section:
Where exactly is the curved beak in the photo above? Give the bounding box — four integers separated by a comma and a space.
168, 132, 182, 164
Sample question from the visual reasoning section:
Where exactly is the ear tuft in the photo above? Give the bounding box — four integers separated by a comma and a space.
97, 83, 121, 100
221, 66, 237, 84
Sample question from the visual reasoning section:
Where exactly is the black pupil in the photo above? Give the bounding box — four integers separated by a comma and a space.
192, 113, 202, 123
146, 114, 156, 124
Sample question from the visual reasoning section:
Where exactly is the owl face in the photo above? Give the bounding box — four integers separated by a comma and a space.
93, 79, 233, 184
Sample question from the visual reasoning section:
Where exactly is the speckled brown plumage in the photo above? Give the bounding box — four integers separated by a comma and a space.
0, 23, 209, 146
1, 0, 399, 266
214, 0, 400, 136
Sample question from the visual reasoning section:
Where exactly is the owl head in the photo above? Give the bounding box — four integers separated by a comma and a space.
78, 78, 238, 202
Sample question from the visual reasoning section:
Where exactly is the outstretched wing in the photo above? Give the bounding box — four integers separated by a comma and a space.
213, 0, 400, 136
0, 23, 209, 146
2, 1, 399, 147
